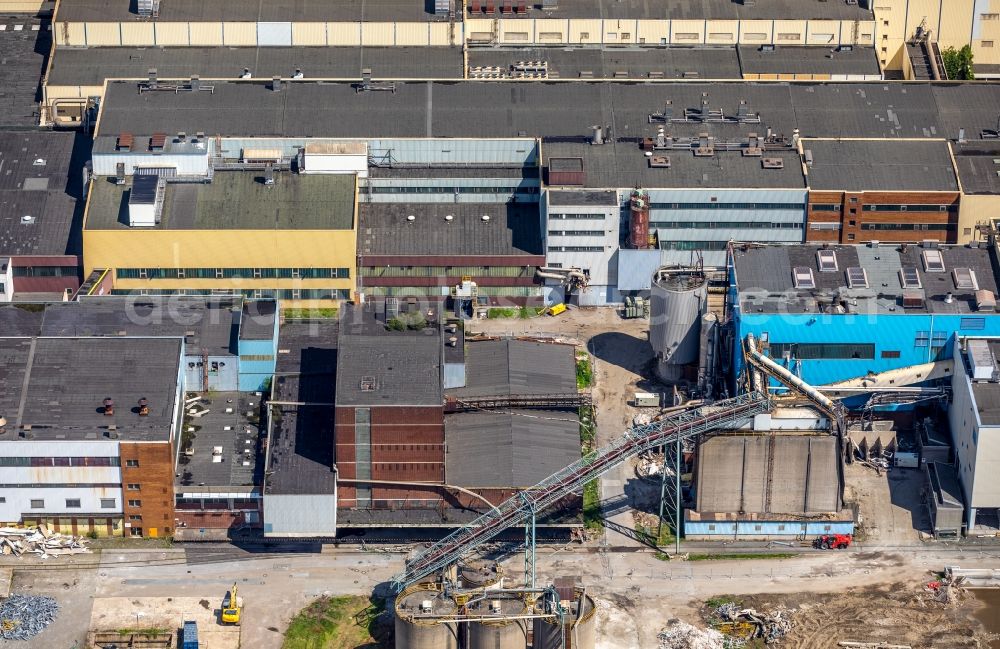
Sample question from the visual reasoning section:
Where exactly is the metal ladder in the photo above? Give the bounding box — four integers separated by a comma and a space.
390, 391, 771, 591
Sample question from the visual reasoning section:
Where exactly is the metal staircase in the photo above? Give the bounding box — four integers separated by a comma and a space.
390, 391, 771, 591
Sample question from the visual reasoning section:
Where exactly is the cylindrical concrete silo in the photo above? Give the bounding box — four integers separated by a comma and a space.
458, 560, 503, 591
466, 596, 529, 649
394, 584, 460, 649
628, 189, 650, 249
532, 589, 596, 649
649, 268, 708, 384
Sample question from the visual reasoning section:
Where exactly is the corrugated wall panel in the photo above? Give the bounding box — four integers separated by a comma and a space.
636, 19, 669, 45
84, 23, 120, 46
429, 21, 454, 46
568, 18, 601, 44
222, 22, 257, 46
739, 19, 773, 44
120, 21, 155, 46
805, 20, 838, 45
534, 18, 567, 43
55, 21, 86, 46
292, 22, 326, 46
263, 494, 337, 535
154, 22, 190, 46
361, 22, 395, 46
670, 19, 705, 44
464, 17, 493, 42
328, 22, 362, 46
705, 19, 737, 44
258, 22, 293, 46
395, 22, 428, 46
189, 22, 223, 46
773, 19, 806, 45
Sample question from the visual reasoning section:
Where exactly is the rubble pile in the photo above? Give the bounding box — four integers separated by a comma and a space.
715, 603, 793, 644
0, 594, 60, 641
657, 622, 726, 649
0, 525, 91, 559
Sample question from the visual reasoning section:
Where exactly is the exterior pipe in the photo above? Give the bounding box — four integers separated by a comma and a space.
744, 334, 836, 412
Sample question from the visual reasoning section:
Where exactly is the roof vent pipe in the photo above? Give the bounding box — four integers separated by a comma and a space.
945, 292, 954, 304
591, 125, 604, 145
481, 214, 491, 222
792, 128, 800, 147
272, 76, 282, 92
406, 214, 416, 222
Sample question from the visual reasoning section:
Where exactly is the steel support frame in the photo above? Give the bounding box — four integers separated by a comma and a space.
522, 494, 536, 590
656, 431, 683, 553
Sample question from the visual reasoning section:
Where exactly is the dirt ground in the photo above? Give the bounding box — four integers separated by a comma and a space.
89, 597, 241, 649
845, 462, 929, 545
595, 580, 994, 649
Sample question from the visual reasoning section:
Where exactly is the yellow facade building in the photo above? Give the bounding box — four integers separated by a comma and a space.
83, 170, 358, 307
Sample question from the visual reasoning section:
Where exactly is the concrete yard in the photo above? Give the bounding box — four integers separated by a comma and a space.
89, 597, 240, 649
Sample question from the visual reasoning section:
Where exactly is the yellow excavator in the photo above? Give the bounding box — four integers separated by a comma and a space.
221, 583, 243, 625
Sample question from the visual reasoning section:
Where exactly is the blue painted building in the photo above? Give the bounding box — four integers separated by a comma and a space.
237, 301, 280, 392
729, 242, 1000, 394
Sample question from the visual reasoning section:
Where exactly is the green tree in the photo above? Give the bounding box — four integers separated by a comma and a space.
941, 45, 975, 80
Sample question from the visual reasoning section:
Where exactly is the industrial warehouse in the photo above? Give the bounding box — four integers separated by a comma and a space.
3, 0, 1000, 648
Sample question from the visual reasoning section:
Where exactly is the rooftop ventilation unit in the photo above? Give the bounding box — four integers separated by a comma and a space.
761, 157, 784, 169
966, 339, 996, 381
792, 266, 815, 289
846, 266, 869, 289
921, 249, 946, 272
816, 249, 838, 272
976, 289, 997, 312
137, 0, 161, 17
899, 267, 922, 289
953, 267, 979, 291
902, 289, 926, 309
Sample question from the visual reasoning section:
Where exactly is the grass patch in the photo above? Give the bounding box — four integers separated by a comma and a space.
519, 306, 545, 319
582, 480, 602, 532
705, 595, 741, 609
282, 595, 389, 649
576, 354, 593, 389
688, 552, 798, 562
635, 521, 673, 547
284, 308, 338, 319
487, 307, 518, 319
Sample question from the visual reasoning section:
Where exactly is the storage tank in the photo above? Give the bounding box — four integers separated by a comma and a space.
466, 596, 528, 649
628, 189, 650, 249
649, 268, 708, 384
394, 584, 460, 649
532, 588, 596, 649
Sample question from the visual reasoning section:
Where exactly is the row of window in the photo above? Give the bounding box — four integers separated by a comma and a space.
360, 186, 539, 194
111, 288, 352, 300
360, 266, 533, 278
116, 268, 350, 280
549, 213, 607, 220
362, 286, 542, 297
0, 457, 120, 467
240, 354, 275, 362
650, 221, 802, 230
650, 202, 802, 210
11, 266, 77, 277
547, 230, 606, 237
860, 223, 955, 231
28, 498, 117, 509
769, 343, 875, 360
659, 241, 729, 251
811, 204, 957, 213
549, 245, 605, 252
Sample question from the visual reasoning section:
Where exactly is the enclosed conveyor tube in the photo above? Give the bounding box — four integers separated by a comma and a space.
743, 334, 837, 414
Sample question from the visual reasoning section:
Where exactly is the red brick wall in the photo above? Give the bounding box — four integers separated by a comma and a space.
119, 442, 176, 538
806, 191, 960, 244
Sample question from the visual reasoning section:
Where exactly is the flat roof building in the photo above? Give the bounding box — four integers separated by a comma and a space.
0, 336, 183, 538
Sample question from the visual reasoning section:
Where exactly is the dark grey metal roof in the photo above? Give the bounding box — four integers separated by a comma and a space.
0, 297, 272, 356
335, 305, 442, 407
239, 300, 277, 340
733, 243, 1000, 315
445, 410, 580, 488
0, 19, 49, 128
177, 391, 261, 488
695, 434, 841, 515
449, 339, 577, 398
738, 45, 881, 77
0, 336, 182, 441
268, 324, 339, 496
469, 46, 741, 80
56, 0, 448, 22
972, 379, 1000, 426
0, 130, 81, 257
547, 190, 618, 206
358, 202, 543, 256
953, 144, 1000, 195
96, 80, 1000, 144
544, 141, 805, 189
804, 139, 959, 191
48, 46, 464, 85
